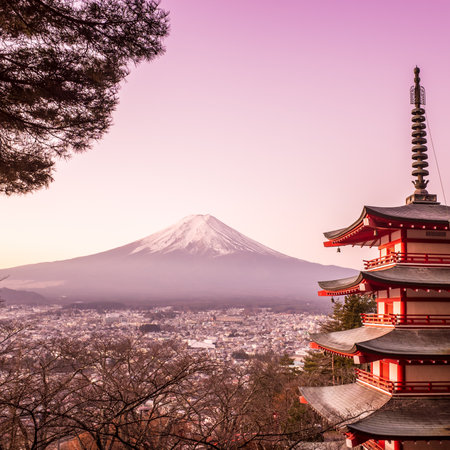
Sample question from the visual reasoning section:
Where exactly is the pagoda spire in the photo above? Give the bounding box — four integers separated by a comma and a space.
406, 67, 438, 204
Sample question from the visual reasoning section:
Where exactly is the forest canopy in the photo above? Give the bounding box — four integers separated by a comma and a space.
0, 0, 169, 194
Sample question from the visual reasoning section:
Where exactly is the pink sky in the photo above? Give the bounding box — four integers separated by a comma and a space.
1, 0, 450, 270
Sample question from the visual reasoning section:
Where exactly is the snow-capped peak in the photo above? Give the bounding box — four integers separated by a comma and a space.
130, 214, 288, 258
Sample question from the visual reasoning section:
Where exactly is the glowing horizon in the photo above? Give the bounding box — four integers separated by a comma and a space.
1, 0, 450, 271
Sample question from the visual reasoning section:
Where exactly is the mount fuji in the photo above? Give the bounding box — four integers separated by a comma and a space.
0, 215, 355, 309
128, 215, 288, 258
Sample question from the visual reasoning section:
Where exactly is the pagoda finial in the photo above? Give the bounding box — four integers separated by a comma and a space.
412, 66, 425, 107
406, 67, 438, 204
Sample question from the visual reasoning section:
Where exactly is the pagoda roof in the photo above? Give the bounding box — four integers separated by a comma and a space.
365, 204, 450, 223
324, 203, 450, 247
348, 397, 450, 440
318, 265, 450, 296
300, 383, 390, 428
312, 327, 450, 359
357, 328, 450, 358
311, 326, 391, 355
300, 383, 450, 440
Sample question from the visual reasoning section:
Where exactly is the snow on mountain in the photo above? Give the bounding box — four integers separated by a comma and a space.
0, 214, 356, 307
130, 214, 287, 258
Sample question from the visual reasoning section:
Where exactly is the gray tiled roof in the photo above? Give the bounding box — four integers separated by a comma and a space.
324, 204, 450, 240
318, 274, 363, 291
318, 265, 450, 292
312, 327, 450, 357
301, 384, 450, 439
364, 265, 450, 286
348, 397, 450, 439
357, 328, 450, 357
311, 327, 392, 354
300, 383, 390, 428
366, 204, 450, 223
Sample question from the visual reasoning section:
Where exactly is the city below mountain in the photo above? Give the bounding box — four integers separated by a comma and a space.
0, 215, 355, 311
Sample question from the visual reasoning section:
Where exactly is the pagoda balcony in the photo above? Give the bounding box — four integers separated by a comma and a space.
355, 368, 393, 393
355, 368, 450, 395
361, 313, 450, 327
363, 252, 450, 270
362, 441, 384, 450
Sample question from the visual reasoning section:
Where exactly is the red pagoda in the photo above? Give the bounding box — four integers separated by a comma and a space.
300, 67, 450, 450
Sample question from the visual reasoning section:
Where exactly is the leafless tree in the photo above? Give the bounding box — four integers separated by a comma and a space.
0, 334, 334, 449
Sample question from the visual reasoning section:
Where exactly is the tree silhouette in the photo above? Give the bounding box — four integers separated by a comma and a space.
0, 329, 329, 449
322, 294, 376, 332
0, 0, 169, 194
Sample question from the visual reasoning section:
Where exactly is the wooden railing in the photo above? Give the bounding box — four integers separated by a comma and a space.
364, 252, 450, 269
361, 313, 450, 327
364, 253, 399, 269
363, 440, 384, 450
394, 381, 450, 394
356, 369, 450, 394
355, 368, 393, 392
361, 313, 395, 325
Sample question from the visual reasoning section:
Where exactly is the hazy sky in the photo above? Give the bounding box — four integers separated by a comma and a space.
2, 0, 450, 270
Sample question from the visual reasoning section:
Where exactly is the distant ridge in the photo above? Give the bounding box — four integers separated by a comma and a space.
0, 215, 356, 310
0, 287, 47, 304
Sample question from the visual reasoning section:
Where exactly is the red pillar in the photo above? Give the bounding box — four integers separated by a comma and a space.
399, 288, 407, 324
396, 362, 404, 393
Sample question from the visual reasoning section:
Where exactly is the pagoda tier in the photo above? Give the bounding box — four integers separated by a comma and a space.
324, 204, 450, 248
300, 384, 450, 447
318, 266, 450, 296
310, 328, 450, 361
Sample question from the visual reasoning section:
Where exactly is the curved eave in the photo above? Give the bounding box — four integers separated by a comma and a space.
323, 210, 377, 248
310, 327, 392, 355
318, 265, 450, 296
310, 327, 450, 359
323, 208, 368, 242
299, 383, 391, 429
323, 204, 450, 247
347, 397, 450, 440
318, 273, 365, 296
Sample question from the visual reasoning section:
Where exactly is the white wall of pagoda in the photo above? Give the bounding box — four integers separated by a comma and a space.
370, 361, 450, 384
372, 361, 380, 377
384, 440, 400, 450
375, 288, 450, 315
389, 363, 400, 382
